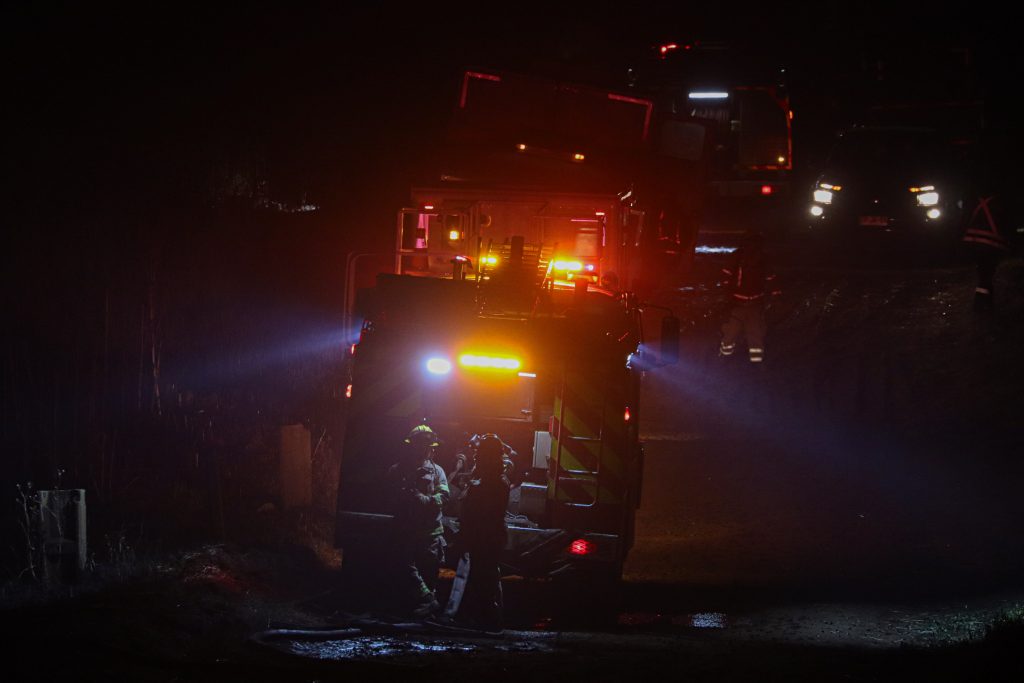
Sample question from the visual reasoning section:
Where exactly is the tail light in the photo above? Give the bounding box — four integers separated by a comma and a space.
569, 538, 594, 556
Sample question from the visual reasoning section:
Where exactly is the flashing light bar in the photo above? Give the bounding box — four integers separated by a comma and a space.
573, 152, 585, 162
426, 357, 453, 375
659, 43, 679, 54
458, 354, 522, 371
688, 91, 729, 100
695, 245, 738, 254
423, 204, 435, 210
517, 372, 537, 378
552, 260, 584, 271
483, 256, 498, 265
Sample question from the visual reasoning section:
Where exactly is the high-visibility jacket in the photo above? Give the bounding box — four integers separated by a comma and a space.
963, 195, 1010, 252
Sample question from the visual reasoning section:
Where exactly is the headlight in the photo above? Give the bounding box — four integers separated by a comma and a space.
809, 205, 825, 217
425, 357, 452, 375
813, 182, 841, 205
916, 192, 940, 207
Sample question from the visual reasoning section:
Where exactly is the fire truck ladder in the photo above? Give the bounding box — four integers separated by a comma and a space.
476, 237, 554, 317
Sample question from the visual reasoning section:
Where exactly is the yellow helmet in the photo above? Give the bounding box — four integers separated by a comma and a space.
404, 424, 441, 447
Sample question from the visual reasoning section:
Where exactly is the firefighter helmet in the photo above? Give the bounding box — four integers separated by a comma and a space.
404, 424, 441, 447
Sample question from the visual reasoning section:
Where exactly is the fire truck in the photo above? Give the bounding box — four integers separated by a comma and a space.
335, 69, 681, 585
630, 41, 795, 235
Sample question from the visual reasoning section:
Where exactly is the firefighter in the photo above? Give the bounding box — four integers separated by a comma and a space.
963, 182, 1011, 313
386, 424, 450, 618
450, 433, 518, 500
444, 433, 510, 631
719, 232, 778, 363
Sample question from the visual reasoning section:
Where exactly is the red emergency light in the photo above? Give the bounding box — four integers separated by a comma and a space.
345, 384, 353, 399
569, 538, 594, 556
761, 185, 773, 196
624, 406, 632, 422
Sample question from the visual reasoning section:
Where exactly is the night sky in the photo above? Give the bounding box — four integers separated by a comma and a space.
7, 4, 1018, 230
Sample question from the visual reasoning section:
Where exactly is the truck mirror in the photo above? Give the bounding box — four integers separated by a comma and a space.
660, 315, 680, 365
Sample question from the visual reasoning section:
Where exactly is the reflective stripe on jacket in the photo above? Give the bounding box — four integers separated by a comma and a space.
963, 195, 1009, 251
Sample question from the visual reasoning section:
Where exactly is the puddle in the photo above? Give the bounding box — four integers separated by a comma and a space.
681, 612, 729, 629
283, 634, 552, 660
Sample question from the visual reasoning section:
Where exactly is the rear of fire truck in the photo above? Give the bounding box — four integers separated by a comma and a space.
335, 69, 681, 584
